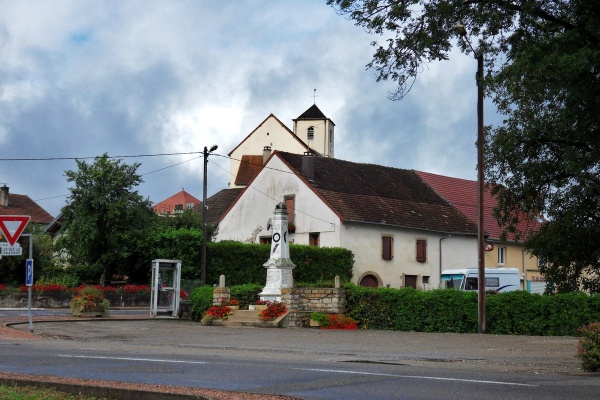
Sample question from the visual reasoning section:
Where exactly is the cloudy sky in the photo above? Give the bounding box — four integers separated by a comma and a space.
0, 1, 497, 218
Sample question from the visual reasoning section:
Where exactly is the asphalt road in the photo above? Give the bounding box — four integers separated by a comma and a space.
2, 317, 599, 399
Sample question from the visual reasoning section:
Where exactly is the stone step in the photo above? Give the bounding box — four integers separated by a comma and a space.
222, 309, 260, 326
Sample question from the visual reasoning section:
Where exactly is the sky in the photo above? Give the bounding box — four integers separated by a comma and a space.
0, 0, 498, 218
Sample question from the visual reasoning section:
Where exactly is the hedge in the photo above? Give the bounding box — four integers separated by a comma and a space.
344, 284, 600, 336
190, 282, 599, 336
206, 241, 353, 286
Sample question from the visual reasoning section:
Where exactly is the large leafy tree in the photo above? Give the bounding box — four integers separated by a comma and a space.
328, 0, 600, 292
57, 154, 158, 283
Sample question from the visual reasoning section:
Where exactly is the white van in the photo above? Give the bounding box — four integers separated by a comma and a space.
440, 268, 520, 292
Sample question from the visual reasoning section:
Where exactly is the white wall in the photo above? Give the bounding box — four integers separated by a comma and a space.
294, 118, 334, 157
217, 155, 341, 245
341, 223, 477, 289
229, 116, 308, 188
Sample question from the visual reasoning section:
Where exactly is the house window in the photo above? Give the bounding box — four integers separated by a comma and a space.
260, 237, 272, 245
284, 195, 295, 224
404, 275, 418, 289
307, 126, 314, 140
416, 239, 427, 263
309, 233, 320, 247
382, 235, 393, 260
422, 276, 430, 284
498, 247, 506, 265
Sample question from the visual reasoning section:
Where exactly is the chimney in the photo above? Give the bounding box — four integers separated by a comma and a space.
0, 185, 8, 207
302, 152, 315, 181
263, 146, 272, 164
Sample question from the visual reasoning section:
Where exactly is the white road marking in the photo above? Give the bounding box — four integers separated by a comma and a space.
293, 368, 538, 387
59, 355, 207, 365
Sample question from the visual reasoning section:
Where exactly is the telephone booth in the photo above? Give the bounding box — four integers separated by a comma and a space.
150, 259, 181, 317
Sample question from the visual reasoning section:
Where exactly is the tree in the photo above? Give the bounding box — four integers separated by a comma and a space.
57, 154, 158, 284
0, 224, 53, 286
328, 0, 600, 292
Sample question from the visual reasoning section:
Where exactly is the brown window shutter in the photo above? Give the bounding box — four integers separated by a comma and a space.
416, 239, 427, 263
382, 236, 393, 260
284, 196, 295, 224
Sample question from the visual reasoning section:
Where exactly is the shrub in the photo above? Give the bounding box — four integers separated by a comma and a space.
69, 286, 110, 313
190, 286, 214, 321
577, 321, 600, 372
230, 284, 263, 309
311, 312, 357, 330
205, 305, 232, 319
259, 301, 287, 321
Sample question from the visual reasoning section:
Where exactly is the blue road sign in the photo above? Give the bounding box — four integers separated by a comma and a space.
26, 259, 33, 286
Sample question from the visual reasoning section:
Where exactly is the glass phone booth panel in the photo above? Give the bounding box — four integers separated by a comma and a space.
150, 259, 181, 317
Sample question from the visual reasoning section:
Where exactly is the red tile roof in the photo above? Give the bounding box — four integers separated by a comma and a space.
202, 188, 244, 224
416, 171, 543, 241
0, 194, 54, 224
153, 189, 201, 215
275, 152, 478, 235
234, 155, 264, 186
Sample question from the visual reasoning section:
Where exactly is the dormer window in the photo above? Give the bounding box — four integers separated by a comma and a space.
307, 126, 314, 140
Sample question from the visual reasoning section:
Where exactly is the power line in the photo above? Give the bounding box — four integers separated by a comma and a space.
0, 151, 205, 161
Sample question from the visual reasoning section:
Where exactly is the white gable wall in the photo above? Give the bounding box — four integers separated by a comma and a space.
217, 155, 341, 245
229, 116, 308, 188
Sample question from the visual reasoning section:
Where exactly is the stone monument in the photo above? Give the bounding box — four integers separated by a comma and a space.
260, 202, 296, 303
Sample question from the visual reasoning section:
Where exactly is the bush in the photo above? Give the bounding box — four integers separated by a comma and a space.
206, 242, 353, 286
259, 302, 287, 321
311, 312, 357, 329
190, 286, 214, 321
577, 321, 600, 372
343, 284, 600, 335
230, 284, 263, 309
69, 285, 110, 313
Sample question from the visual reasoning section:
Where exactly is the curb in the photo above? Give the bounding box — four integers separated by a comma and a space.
0, 376, 215, 400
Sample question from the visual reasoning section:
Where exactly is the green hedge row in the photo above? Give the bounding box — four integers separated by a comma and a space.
206, 241, 353, 286
190, 282, 600, 336
344, 285, 600, 336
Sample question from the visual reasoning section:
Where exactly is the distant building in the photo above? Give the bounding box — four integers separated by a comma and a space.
153, 189, 201, 216
0, 185, 54, 226
417, 171, 544, 291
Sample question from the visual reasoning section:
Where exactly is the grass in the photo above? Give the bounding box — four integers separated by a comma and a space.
0, 384, 105, 400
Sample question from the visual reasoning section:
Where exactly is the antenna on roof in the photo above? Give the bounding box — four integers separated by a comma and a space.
312, 88, 318, 105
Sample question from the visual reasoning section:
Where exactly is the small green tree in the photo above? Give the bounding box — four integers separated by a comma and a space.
56, 154, 158, 284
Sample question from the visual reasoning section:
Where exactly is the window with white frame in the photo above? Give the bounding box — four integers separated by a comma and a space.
498, 246, 506, 265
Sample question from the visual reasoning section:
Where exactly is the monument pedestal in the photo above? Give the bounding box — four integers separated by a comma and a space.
259, 202, 296, 303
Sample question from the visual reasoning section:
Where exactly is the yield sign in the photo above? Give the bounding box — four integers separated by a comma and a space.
0, 215, 31, 246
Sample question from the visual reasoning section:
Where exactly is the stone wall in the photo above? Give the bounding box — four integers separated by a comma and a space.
282, 287, 345, 328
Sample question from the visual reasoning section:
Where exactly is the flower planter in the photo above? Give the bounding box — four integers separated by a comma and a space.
72, 306, 107, 318
255, 305, 268, 311
309, 319, 321, 328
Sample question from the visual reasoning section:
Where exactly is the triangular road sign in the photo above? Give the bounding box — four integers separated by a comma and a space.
0, 215, 31, 246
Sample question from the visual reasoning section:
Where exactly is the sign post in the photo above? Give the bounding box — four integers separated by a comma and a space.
0, 216, 33, 331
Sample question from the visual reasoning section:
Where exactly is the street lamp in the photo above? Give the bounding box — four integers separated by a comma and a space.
456, 24, 486, 334
202, 144, 218, 285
